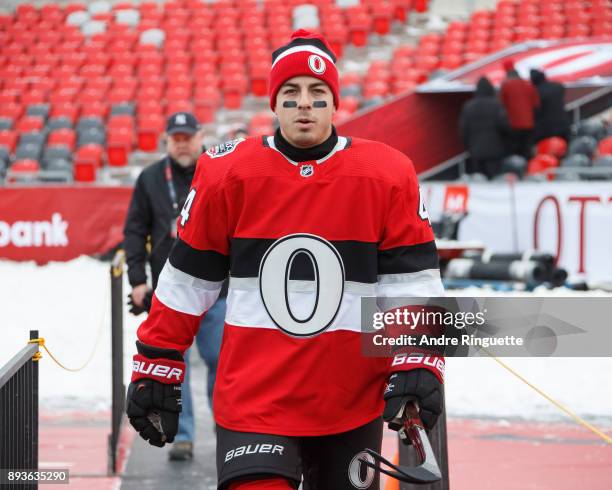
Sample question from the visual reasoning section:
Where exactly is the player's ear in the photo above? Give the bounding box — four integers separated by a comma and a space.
160, 132, 168, 149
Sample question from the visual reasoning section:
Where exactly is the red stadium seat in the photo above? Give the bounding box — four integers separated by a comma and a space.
0, 92, 18, 105
51, 103, 79, 124
49, 88, 78, 105
250, 63, 270, 97
30, 78, 55, 94
48, 129, 76, 150
8, 159, 40, 179
80, 101, 109, 119
536, 137, 567, 158
347, 12, 371, 47
414, 0, 429, 14
166, 100, 194, 117
0, 104, 23, 122
440, 54, 464, 70
107, 128, 133, 167
598, 137, 612, 156
372, 3, 394, 35
16, 116, 44, 134
75, 143, 104, 171
528, 154, 559, 180
73, 160, 97, 182
0, 130, 18, 153
21, 90, 48, 106
138, 99, 165, 119
137, 114, 165, 152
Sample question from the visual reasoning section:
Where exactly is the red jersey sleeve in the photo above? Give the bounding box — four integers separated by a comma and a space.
376, 150, 445, 383
137, 153, 230, 354
377, 150, 443, 298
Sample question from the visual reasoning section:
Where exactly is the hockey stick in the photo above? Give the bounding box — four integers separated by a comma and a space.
361, 401, 442, 484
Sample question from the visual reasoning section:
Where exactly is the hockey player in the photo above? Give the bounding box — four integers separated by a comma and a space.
126, 30, 445, 489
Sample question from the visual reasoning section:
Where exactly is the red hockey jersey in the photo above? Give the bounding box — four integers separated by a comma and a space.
138, 134, 444, 436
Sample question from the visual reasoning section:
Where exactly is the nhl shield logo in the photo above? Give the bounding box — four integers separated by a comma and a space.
300, 164, 314, 178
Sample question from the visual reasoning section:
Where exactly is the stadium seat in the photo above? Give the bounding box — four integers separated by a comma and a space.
137, 114, 165, 152
47, 116, 74, 131
0, 103, 24, 121
51, 103, 79, 125
501, 155, 528, 178
107, 127, 133, 166
0, 147, 10, 166
561, 154, 590, 167
577, 119, 606, 140
16, 116, 45, 134
536, 137, 567, 159
0, 130, 18, 153
598, 137, 612, 156
111, 103, 136, 117
80, 101, 109, 119
15, 143, 43, 162
528, 154, 559, 180
6, 159, 41, 183
42, 146, 73, 167
19, 132, 46, 147
48, 129, 76, 150
76, 116, 105, 133
75, 143, 104, 179
0, 118, 13, 131
568, 135, 598, 158
593, 155, 612, 167
372, 3, 393, 35
26, 104, 50, 119
78, 127, 106, 147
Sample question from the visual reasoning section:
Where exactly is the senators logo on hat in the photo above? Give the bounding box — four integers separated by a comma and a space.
308, 55, 326, 75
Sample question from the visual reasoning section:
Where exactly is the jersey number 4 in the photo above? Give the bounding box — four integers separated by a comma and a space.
259, 234, 345, 337
180, 189, 196, 227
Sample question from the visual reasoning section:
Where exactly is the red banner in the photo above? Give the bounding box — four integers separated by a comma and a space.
0, 186, 133, 263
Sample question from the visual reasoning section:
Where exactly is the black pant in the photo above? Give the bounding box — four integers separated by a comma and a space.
507, 129, 533, 159
216, 417, 383, 490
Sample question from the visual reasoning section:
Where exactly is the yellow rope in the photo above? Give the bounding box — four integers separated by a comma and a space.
483, 350, 612, 445
27, 275, 111, 372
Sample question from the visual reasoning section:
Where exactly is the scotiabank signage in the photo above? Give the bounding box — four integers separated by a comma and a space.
0, 187, 132, 263
423, 182, 612, 283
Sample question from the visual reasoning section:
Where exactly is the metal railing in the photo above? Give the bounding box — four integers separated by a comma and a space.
0, 330, 40, 490
108, 251, 126, 475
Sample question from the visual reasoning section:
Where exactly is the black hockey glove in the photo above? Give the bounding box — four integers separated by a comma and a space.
126, 341, 185, 447
128, 290, 154, 315
383, 369, 442, 432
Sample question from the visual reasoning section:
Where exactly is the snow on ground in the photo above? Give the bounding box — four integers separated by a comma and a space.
1, 257, 611, 424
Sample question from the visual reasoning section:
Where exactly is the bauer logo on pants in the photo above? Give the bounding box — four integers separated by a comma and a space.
224, 443, 285, 463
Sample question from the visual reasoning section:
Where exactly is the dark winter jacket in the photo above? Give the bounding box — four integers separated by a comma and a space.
500, 70, 540, 129
459, 77, 510, 160
530, 69, 570, 142
123, 157, 195, 289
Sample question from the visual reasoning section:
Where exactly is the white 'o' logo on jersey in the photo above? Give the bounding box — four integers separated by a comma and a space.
308, 55, 326, 75
259, 234, 344, 337
348, 451, 376, 489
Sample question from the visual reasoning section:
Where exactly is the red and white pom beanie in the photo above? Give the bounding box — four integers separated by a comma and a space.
269, 29, 339, 110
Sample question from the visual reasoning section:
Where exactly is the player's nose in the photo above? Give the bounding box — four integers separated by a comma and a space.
297, 89, 313, 109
